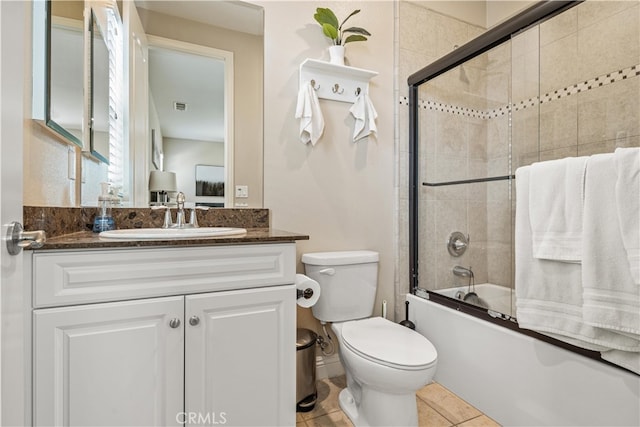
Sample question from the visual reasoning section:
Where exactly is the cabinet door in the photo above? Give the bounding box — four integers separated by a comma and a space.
33, 297, 184, 427
185, 285, 296, 426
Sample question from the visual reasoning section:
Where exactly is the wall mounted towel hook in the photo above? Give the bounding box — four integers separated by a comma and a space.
299, 59, 378, 103
355, 87, 361, 96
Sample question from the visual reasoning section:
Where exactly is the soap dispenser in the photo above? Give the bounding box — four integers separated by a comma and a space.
93, 182, 116, 232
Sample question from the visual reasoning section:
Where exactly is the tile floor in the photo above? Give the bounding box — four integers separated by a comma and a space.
296, 376, 500, 427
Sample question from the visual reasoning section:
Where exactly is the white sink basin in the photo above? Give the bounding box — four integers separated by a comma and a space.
99, 227, 247, 240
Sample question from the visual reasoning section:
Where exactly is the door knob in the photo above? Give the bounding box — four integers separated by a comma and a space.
189, 315, 200, 326
169, 318, 181, 328
6, 221, 46, 255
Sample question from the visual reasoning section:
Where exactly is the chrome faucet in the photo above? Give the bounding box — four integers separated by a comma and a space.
174, 192, 186, 228
152, 192, 209, 229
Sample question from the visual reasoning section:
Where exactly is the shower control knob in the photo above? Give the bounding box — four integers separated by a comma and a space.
189, 315, 200, 326
169, 318, 181, 328
447, 231, 469, 257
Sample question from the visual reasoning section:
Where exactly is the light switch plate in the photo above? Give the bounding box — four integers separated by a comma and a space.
235, 185, 248, 198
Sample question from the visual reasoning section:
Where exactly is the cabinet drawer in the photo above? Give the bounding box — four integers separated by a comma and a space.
33, 243, 296, 307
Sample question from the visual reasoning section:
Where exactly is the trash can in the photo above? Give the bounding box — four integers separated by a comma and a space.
296, 328, 318, 412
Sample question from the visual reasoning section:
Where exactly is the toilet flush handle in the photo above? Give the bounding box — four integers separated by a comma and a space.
318, 268, 335, 276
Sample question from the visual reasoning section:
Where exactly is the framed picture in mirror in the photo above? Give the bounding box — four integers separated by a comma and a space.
195, 165, 224, 197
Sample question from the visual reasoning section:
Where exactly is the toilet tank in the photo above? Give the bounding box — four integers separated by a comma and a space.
302, 251, 379, 323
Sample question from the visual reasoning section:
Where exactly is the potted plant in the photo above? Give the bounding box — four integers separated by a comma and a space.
314, 7, 371, 66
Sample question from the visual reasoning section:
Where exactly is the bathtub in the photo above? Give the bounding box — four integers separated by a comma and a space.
434, 283, 515, 317
408, 293, 640, 426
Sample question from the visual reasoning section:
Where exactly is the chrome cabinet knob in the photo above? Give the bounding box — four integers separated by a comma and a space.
189, 315, 200, 326
169, 318, 181, 328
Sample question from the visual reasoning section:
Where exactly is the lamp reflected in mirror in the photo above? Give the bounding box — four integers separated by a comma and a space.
149, 170, 177, 205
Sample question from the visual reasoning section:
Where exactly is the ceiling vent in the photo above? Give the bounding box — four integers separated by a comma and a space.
173, 102, 188, 111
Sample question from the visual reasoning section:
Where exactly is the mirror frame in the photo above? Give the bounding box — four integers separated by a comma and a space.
32, 0, 85, 148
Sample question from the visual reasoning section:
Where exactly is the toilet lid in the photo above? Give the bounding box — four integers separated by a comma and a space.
341, 317, 437, 370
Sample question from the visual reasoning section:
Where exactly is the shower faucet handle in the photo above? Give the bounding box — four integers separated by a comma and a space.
453, 239, 467, 250
447, 231, 469, 257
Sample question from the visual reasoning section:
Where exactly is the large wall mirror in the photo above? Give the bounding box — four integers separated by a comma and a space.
130, 1, 264, 208
36, 0, 85, 147
33, 0, 264, 208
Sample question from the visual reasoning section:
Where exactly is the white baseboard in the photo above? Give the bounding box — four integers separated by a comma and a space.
315, 353, 344, 379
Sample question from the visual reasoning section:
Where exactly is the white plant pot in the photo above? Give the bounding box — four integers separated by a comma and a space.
329, 45, 345, 66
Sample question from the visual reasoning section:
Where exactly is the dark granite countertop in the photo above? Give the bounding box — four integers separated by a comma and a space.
33, 228, 309, 251
24, 206, 308, 251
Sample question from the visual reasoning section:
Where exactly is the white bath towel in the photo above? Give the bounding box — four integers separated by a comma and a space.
349, 92, 378, 142
295, 81, 324, 145
582, 153, 640, 337
601, 349, 640, 375
613, 147, 640, 286
515, 166, 640, 352
529, 157, 588, 262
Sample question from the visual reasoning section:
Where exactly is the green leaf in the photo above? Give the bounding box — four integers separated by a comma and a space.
344, 34, 368, 44
338, 9, 360, 30
321, 23, 338, 41
342, 26, 371, 36
314, 8, 338, 28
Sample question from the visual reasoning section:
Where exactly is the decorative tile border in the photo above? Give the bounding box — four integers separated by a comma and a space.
402, 64, 639, 119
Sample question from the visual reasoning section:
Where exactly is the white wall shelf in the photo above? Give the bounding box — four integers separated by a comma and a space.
299, 58, 378, 103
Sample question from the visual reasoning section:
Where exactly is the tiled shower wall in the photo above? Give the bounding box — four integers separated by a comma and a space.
395, 0, 640, 318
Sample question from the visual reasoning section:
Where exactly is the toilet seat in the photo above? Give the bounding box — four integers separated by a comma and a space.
341, 317, 437, 371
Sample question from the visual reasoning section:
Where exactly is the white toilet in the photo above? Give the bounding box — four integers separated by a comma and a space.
302, 250, 437, 427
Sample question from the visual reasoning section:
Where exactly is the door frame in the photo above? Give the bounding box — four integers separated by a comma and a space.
1, 1, 28, 425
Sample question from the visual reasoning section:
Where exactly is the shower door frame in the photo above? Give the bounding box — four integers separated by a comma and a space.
404, 0, 626, 366
408, 0, 580, 296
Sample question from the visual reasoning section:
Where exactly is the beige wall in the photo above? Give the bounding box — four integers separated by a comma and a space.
259, 1, 396, 330
138, 8, 264, 208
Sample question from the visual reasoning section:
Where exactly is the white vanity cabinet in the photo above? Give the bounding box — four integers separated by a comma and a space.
31, 243, 296, 427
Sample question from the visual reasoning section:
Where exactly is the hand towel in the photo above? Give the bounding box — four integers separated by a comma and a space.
613, 147, 640, 285
349, 92, 377, 142
295, 81, 324, 145
528, 157, 588, 262
515, 166, 640, 352
582, 153, 640, 337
